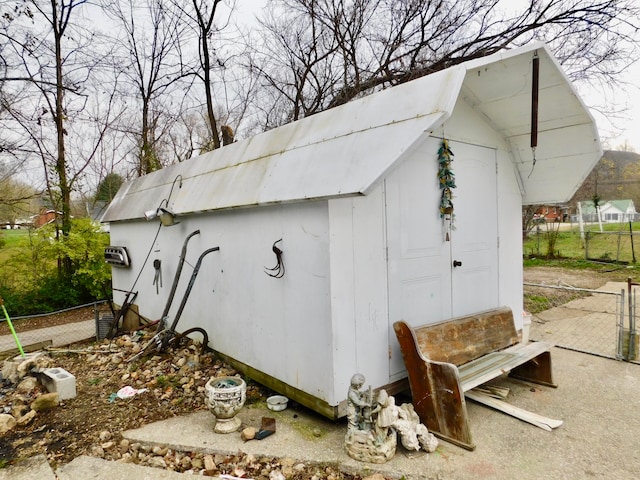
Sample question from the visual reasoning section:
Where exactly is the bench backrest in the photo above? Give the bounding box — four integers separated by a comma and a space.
411, 307, 518, 366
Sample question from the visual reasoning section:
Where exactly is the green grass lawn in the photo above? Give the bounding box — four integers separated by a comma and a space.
0, 229, 31, 246
0, 229, 32, 261
524, 222, 640, 264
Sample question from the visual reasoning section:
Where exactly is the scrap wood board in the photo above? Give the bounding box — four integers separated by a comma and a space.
465, 390, 563, 431
471, 384, 510, 399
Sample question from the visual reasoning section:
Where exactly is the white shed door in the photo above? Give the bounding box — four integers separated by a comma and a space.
448, 141, 499, 316
386, 139, 499, 377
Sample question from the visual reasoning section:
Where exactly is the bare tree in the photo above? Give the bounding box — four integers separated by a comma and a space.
171, 0, 253, 152
249, 0, 640, 125
0, 174, 38, 227
248, 1, 340, 126
1, 0, 92, 240
103, 0, 187, 175
176, 0, 225, 150
0, 0, 125, 274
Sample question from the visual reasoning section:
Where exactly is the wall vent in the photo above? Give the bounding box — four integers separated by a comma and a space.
105, 246, 130, 267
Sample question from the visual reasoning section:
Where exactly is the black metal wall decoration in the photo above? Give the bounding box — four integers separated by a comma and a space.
153, 259, 162, 294
265, 239, 285, 278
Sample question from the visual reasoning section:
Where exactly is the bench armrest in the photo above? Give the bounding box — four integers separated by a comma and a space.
394, 321, 475, 449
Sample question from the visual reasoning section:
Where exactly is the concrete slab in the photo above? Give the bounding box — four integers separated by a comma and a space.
123, 347, 640, 479
0, 319, 95, 354
0, 454, 56, 480
55, 455, 195, 480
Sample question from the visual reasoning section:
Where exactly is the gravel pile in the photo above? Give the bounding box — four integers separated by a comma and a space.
1, 333, 370, 479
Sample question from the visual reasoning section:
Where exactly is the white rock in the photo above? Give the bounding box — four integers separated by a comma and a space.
1, 359, 18, 380
92, 445, 105, 457
269, 470, 286, 480
0, 413, 17, 434
120, 453, 134, 463
152, 446, 168, 456
148, 456, 167, 468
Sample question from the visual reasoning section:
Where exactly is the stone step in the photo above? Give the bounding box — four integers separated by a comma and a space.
0, 455, 56, 480
0, 455, 204, 480
55, 455, 204, 479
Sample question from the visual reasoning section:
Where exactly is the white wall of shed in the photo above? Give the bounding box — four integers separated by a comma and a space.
328, 184, 389, 407
109, 201, 336, 403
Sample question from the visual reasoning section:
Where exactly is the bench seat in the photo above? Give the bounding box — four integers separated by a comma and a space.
394, 307, 556, 450
459, 340, 555, 392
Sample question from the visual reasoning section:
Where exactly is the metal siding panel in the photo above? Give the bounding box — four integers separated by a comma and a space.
110, 203, 335, 402
101, 67, 462, 223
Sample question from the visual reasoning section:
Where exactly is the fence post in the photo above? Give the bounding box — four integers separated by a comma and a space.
584, 231, 590, 260
618, 289, 625, 360
629, 221, 636, 264
627, 278, 638, 361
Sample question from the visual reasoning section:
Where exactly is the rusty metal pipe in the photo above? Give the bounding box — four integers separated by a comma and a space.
531, 52, 539, 149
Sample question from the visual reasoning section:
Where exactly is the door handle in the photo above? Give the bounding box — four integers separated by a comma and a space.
453, 260, 462, 267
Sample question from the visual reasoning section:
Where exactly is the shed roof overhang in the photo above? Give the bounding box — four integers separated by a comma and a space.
102, 42, 600, 223
460, 43, 601, 205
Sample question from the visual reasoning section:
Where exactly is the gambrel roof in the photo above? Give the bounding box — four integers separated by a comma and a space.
102, 42, 601, 223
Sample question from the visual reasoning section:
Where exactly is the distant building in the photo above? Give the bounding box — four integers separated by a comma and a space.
578, 200, 638, 223
534, 205, 570, 223
32, 209, 62, 228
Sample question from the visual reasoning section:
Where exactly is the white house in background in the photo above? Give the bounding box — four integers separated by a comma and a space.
579, 200, 637, 223
101, 42, 601, 419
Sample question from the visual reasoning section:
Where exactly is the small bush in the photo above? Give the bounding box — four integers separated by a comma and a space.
0, 218, 111, 316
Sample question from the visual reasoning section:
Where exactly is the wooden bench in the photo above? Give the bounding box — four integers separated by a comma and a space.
393, 306, 556, 450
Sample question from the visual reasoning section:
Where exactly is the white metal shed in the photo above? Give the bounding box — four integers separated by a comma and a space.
102, 42, 601, 418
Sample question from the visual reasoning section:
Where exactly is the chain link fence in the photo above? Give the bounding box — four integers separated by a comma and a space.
584, 230, 639, 264
0, 301, 111, 358
524, 281, 637, 362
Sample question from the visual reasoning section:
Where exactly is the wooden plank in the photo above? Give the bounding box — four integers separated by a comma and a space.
0, 340, 53, 360
412, 307, 518, 365
510, 349, 557, 388
459, 341, 554, 392
393, 310, 557, 450
472, 385, 510, 399
465, 390, 563, 431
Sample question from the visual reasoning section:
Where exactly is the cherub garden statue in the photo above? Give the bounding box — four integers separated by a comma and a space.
344, 373, 438, 463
